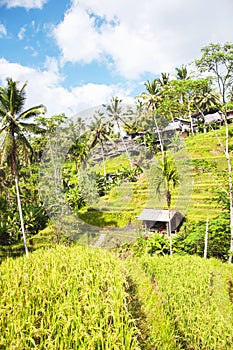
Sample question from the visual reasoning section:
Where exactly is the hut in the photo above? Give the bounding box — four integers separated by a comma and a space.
137, 209, 184, 235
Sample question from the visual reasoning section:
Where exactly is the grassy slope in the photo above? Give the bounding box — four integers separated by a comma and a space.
184, 125, 233, 221
79, 125, 233, 230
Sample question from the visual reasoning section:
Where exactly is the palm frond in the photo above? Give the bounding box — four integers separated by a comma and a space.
18, 104, 46, 120
19, 122, 46, 134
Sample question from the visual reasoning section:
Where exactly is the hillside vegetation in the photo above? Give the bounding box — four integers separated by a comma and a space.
1, 245, 233, 349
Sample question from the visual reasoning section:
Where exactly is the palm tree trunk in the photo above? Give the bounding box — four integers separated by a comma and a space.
225, 120, 233, 263
153, 115, 164, 156
117, 120, 132, 168
167, 208, 172, 257
100, 142, 106, 177
15, 175, 29, 256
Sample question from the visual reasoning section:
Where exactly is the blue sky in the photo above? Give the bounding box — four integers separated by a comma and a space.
0, 0, 233, 117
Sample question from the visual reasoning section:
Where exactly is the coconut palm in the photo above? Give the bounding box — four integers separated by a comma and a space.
141, 79, 161, 111
154, 152, 179, 256
175, 65, 190, 81
159, 72, 170, 86
89, 112, 114, 177
0, 78, 46, 255
192, 83, 221, 114
104, 97, 133, 167
140, 80, 165, 155
67, 119, 90, 176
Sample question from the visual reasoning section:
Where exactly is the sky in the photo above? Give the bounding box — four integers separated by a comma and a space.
0, 0, 233, 118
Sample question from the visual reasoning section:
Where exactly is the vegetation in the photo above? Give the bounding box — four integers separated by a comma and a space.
1, 41, 233, 348
1, 246, 233, 349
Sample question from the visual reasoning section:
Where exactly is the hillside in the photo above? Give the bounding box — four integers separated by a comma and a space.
1, 245, 233, 349
73, 125, 233, 248
184, 126, 233, 221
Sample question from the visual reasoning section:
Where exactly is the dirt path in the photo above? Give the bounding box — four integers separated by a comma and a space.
93, 233, 106, 248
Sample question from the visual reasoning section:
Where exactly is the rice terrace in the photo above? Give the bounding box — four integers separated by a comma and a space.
1, 41, 233, 349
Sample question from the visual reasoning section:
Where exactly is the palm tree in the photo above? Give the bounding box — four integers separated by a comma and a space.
141, 79, 161, 111
192, 83, 220, 115
0, 78, 46, 255
154, 152, 179, 256
159, 72, 170, 86
67, 119, 89, 176
89, 112, 114, 177
103, 97, 132, 167
175, 65, 190, 81
140, 80, 165, 155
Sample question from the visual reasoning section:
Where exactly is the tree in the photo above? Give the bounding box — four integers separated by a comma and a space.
89, 112, 114, 177
175, 65, 190, 81
104, 97, 132, 167
0, 78, 46, 255
154, 152, 180, 256
140, 80, 165, 154
67, 118, 89, 176
195, 42, 233, 263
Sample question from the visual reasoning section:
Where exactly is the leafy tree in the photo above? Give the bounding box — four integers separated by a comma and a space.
0, 78, 46, 254
195, 42, 233, 262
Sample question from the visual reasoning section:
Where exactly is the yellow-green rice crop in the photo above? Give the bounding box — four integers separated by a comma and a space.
0, 246, 140, 349
139, 255, 233, 349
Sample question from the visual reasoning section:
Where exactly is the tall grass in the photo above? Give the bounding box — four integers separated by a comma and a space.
0, 246, 139, 349
140, 255, 233, 349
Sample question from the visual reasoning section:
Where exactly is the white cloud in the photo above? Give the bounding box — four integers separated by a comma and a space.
0, 58, 132, 117
53, 0, 233, 79
54, 6, 101, 64
0, 23, 7, 37
0, 0, 47, 9
18, 25, 26, 40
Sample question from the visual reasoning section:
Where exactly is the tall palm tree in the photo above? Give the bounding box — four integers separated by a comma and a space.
89, 112, 114, 177
154, 152, 179, 256
0, 78, 46, 255
159, 72, 170, 86
67, 118, 90, 177
141, 79, 161, 110
103, 97, 132, 167
175, 65, 190, 81
140, 80, 165, 155
192, 83, 220, 115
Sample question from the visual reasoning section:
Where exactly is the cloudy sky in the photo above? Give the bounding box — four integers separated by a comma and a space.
0, 0, 232, 117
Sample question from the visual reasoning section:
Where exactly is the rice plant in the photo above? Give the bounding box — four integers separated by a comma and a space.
0, 245, 140, 349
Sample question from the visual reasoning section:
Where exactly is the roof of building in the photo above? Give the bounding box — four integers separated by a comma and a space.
137, 209, 181, 222
162, 121, 181, 132
204, 112, 222, 124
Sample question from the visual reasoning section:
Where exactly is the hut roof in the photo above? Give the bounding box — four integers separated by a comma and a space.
138, 209, 179, 222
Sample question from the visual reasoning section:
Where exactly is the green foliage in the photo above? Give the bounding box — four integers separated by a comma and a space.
127, 234, 170, 257
174, 213, 231, 260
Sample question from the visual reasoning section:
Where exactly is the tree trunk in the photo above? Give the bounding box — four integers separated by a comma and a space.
204, 217, 209, 259
167, 208, 172, 257
15, 175, 29, 256
117, 120, 132, 168
100, 142, 107, 177
153, 113, 164, 156
225, 120, 233, 263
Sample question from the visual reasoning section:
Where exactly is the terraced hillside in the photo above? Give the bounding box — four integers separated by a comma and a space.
184, 125, 233, 221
